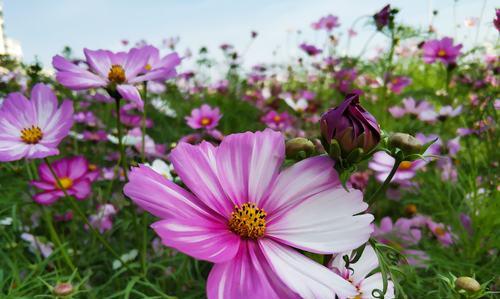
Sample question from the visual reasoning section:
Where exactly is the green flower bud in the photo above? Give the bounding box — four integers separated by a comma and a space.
455, 276, 481, 293
388, 133, 422, 155
285, 138, 315, 159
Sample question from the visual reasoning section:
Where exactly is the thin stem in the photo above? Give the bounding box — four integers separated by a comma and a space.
115, 98, 129, 180
367, 157, 401, 203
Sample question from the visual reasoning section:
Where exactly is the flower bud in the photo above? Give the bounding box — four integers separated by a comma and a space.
321, 94, 381, 156
455, 276, 481, 293
388, 133, 422, 155
285, 138, 315, 159
374, 5, 391, 30
54, 282, 74, 296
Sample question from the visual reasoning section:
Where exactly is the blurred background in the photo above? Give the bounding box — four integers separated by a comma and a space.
1, 0, 498, 70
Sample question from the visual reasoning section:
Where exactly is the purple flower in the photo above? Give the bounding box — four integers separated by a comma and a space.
30, 156, 96, 205
374, 5, 391, 30
494, 9, 500, 32
299, 43, 322, 56
422, 37, 462, 65
369, 152, 427, 184
333, 68, 357, 94
311, 14, 340, 31
0, 84, 73, 162
388, 76, 412, 94
261, 110, 293, 131
185, 104, 222, 130
388, 98, 434, 119
321, 94, 381, 154
52, 46, 179, 109
142, 45, 181, 82
88, 204, 117, 233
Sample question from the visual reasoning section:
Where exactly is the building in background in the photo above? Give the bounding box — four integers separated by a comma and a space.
0, 2, 22, 60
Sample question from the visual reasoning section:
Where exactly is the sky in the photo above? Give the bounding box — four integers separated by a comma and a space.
2, 0, 498, 71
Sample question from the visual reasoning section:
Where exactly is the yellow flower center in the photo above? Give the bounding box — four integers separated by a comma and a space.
437, 49, 447, 57
228, 203, 267, 239
200, 117, 212, 126
434, 226, 446, 236
88, 164, 97, 171
399, 161, 413, 170
144, 64, 152, 71
108, 64, 126, 84
57, 177, 73, 190
20, 125, 43, 144
273, 115, 282, 123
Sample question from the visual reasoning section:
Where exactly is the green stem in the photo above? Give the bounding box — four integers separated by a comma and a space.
114, 98, 129, 180
367, 157, 401, 203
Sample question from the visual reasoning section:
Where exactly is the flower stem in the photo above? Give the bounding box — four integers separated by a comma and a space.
114, 98, 129, 180
367, 157, 401, 203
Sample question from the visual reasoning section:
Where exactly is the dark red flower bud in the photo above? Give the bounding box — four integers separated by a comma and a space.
374, 4, 391, 30
321, 94, 381, 155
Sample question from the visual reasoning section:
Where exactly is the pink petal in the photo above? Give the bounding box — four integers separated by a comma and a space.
267, 187, 373, 253
52, 55, 106, 89
259, 239, 357, 298
124, 165, 216, 220
206, 241, 299, 299
117, 84, 143, 110
71, 179, 92, 200
0, 141, 29, 162
216, 129, 285, 207
33, 190, 64, 205
84, 48, 113, 78
170, 142, 234, 217
31, 83, 57, 128
263, 155, 338, 216
151, 218, 240, 263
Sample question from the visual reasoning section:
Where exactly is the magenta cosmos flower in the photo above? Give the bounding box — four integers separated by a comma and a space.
261, 110, 293, 131
368, 152, 427, 184
299, 43, 323, 56
185, 104, 222, 130
52, 46, 179, 109
124, 129, 374, 298
422, 37, 462, 65
0, 83, 73, 162
311, 14, 340, 31
31, 156, 97, 205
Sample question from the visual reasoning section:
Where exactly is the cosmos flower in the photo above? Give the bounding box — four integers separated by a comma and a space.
373, 5, 391, 30
388, 98, 434, 119
52, 46, 179, 109
124, 129, 374, 298
311, 14, 340, 31
185, 104, 222, 130
494, 9, 500, 32
88, 204, 118, 234
329, 245, 395, 299
0, 83, 73, 162
261, 110, 293, 131
145, 159, 173, 180
422, 37, 462, 65
299, 43, 323, 56
30, 156, 96, 205
368, 152, 427, 184
387, 76, 412, 94
142, 45, 181, 82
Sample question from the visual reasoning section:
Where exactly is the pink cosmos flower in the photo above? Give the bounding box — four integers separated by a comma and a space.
124, 129, 374, 298
88, 204, 118, 233
311, 14, 340, 31
0, 83, 73, 162
422, 37, 462, 65
52, 46, 179, 109
299, 43, 323, 56
30, 156, 96, 205
261, 110, 293, 131
329, 245, 395, 299
185, 104, 222, 130
388, 97, 434, 119
368, 152, 427, 184
387, 76, 412, 94
142, 45, 181, 82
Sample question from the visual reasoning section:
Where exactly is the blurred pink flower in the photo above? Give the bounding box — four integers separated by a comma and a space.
261, 110, 293, 131
422, 37, 462, 65
88, 204, 117, 233
185, 104, 222, 130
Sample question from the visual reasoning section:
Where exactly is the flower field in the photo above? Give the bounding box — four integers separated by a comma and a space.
0, 4, 499, 299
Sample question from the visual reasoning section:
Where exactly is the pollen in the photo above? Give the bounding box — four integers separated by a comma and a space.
399, 161, 413, 170
228, 203, 267, 239
20, 125, 43, 144
108, 64, 126, 84
434, 226, 446, 236
437, 49, 447, 57
200, 117, 212, 126
144, 64, 152, 71
56, 177, 73, 190
273, 115, 282, 123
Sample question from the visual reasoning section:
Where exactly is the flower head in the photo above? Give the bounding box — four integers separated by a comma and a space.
30, 156, 96, 205
321, 94, 381, 155
494, 9, 500, 32
368, 152, 427, 184
124, 129, 373, 298
299, 43, 323, 56
185, 104, 222, 130
373, 5, 391, 30
422, 37, 462, 66
0, 84, 73, 162
312, 14, 340, 31
261, 110, 293, 131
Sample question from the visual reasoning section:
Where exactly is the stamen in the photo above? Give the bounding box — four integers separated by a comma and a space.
437, 49, 447, 57
273, 115, 282, 123
200, 117, 212, 126
398, 161, 412, 170
228, 203, 267, 239
56, 177, 73, 190
108, 65, 126, 84
20, 125, 43, 144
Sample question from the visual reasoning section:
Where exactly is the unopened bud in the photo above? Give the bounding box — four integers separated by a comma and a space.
389, 133, 422, 155
285, 138, 315, 159
54, 282, 74, 296
455, 277, 481, 293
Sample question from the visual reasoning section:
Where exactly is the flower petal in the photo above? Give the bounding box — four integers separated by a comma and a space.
117, 84, 143, 110
259, 239, 357, 298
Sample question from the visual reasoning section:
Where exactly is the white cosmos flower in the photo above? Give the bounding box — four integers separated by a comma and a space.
107, 134, 142, 146
329, 245, 395, 299
151, 98, 177, 118
145, 159, 173, 180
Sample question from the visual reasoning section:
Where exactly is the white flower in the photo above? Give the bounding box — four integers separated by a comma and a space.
21, 233, 53, 258
107, 134, 141, 146
151, 98, 177, 118
329, 245, 395, 299
0, 217, 12, 225
112, 249, 139, 270
145, 159, 173, 180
